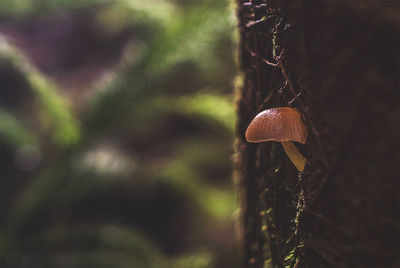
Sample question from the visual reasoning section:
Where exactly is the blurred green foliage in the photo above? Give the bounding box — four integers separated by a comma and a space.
0, 108, 37, 146
0, 40, 80, 146
0, 0, 237, 267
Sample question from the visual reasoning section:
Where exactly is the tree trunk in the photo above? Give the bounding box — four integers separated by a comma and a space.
235, 1, 399, 267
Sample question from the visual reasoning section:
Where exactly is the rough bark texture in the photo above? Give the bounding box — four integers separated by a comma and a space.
235, 1, 399, 267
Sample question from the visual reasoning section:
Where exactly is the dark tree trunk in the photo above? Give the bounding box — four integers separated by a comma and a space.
235, 1, 399, 267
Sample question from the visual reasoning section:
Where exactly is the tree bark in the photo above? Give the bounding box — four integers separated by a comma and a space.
235, 1, 399, 267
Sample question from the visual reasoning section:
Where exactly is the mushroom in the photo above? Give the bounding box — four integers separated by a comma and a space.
245, 107, 308, 171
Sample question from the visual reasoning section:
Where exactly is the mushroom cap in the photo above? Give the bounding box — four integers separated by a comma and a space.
245, 107, 308, 144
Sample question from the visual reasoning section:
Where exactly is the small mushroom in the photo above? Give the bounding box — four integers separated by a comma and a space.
245, 107, 308, 171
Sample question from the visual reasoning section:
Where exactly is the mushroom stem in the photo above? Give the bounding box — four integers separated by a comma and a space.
280, 141, 307, 172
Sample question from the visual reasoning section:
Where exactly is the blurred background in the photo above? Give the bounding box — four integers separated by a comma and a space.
0, 0, 238, 267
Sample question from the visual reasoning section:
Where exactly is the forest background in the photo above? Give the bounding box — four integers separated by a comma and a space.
0, 1, 239, 267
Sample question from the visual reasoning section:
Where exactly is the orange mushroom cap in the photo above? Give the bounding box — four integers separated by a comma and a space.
245, 107, 308, 144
